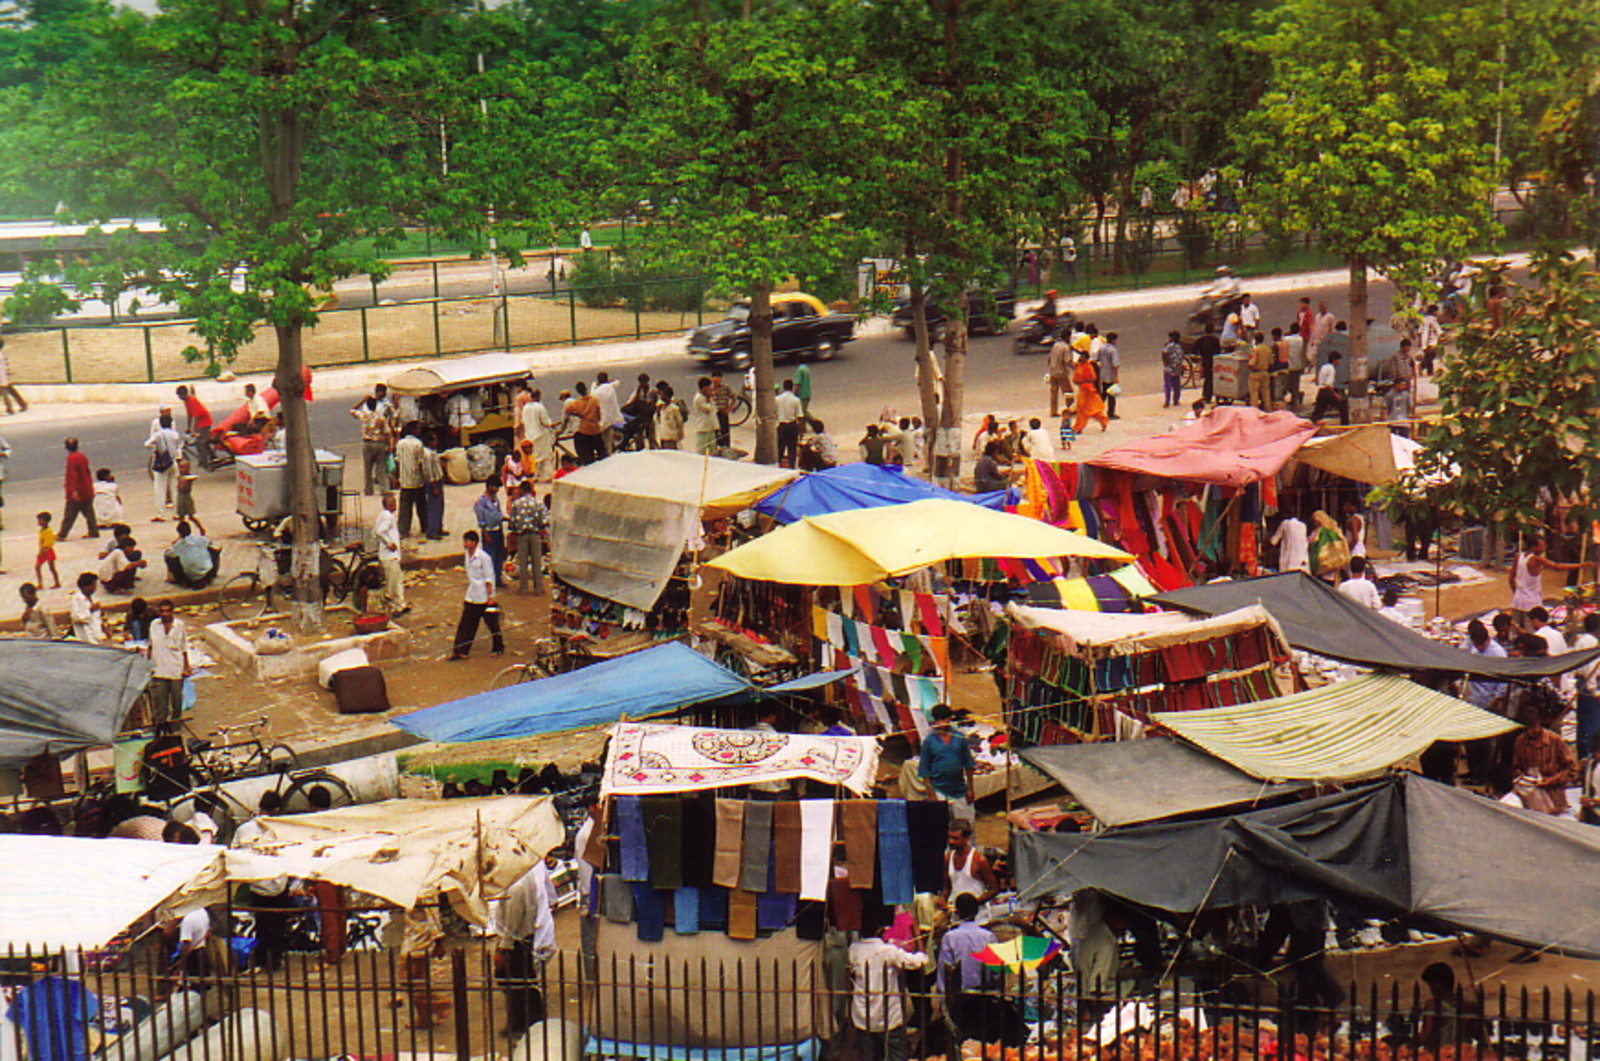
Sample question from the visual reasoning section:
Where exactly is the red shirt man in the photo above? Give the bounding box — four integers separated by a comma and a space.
64, 442, 92, 502
178, 386, 213, 435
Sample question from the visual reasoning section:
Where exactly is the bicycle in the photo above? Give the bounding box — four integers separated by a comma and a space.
216, 540, 355, 621
182, 716, 299, 783
488, 633, 596, 690
165, 765, 358, 841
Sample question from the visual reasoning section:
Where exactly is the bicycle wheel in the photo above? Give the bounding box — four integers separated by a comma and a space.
489, 662, 548, 691
279, 770, 356, 815
264, 743, 299, 773
218, 572, 266, 623
323, 555, 352, 604
729, 393, 753, 428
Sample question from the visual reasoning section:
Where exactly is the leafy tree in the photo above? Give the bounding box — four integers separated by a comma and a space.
607, 5, 862, 464
849, 0, 1088, 479
6, 0, 477, 628
1236, 0, 1500, 394
1402, 252, 1600, 536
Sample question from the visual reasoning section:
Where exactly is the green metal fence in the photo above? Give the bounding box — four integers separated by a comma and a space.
4, 270, 710, 386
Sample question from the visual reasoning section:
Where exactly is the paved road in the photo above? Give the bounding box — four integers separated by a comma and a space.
0, 277, 1393, 501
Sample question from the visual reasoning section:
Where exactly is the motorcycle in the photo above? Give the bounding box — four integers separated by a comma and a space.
1012, 309, 1076, 355
185, 432, 234, 473
1186, 291, 1245, 332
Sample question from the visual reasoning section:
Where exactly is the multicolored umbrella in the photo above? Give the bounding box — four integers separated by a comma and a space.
971, 936, 1063, 971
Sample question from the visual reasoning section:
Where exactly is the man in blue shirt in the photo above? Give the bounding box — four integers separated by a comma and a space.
10, 974, 100, 1061
919, 704, 976, 822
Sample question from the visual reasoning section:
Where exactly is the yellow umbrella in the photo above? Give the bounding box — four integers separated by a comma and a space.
707, 498, 1132, 586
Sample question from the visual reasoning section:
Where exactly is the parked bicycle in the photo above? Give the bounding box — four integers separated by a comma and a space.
488, 633, 596, 690
217, 540, 377, 621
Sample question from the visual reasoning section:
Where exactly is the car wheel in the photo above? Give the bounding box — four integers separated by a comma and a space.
732, 347, 751, 369
814, 338, 837, 362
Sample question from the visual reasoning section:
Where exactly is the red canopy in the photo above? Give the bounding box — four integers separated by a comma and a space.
1088, 406, 1316, 488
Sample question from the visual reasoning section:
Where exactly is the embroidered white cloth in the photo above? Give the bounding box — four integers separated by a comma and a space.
601, 722, 880, 797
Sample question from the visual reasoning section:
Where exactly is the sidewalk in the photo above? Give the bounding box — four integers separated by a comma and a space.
9, 262, 1399, 414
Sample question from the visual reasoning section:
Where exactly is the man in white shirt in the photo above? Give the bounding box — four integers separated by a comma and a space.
594, 372, 623, 453
1336, 555, 1382, 609
1237, 293, 1260, 337
497, 855, 558, 1033
1271, 514, 1310, 573
69, 572, 104, 643
147, 599, 190, 724
849, 927, 928, 1061
449, 530, 502, 659
445, 390, 476, 431
775, 379, 805, 467
1377, 586, 1409, 626
374, 492, 405, 615
146, 413, 184, 518
165, 907, 213, 981
1527, 606, 1567, 655
244, 383, 271, 422
1021, 417, 1055, 461
1310, 353, 1348, 424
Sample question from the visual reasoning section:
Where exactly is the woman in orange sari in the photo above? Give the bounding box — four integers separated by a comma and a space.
1072, 351, 1109, 433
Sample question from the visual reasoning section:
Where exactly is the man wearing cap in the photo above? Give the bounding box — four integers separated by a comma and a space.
918, 705, 976, 822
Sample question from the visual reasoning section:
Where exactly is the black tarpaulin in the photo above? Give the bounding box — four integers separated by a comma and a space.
1150, 572, 1600, 679
0, 640, 151, 768
1019, 739, 1313, 827
1014, 774, 1600, 958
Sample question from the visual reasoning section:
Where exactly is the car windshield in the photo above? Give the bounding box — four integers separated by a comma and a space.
727, 304, 751, 323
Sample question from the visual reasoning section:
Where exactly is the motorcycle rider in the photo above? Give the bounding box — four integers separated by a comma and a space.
1202, 266, 1241, 307
1035, 290, 1061, 333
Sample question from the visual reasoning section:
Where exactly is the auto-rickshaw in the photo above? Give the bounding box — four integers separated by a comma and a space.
385, 352, 533, 457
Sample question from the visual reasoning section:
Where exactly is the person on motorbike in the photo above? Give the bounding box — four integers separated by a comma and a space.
1202, 267, 1241, 307
1032, 290, 1062, 337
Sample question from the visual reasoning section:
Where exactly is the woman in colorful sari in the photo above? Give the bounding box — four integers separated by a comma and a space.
1072, 351, 1109, 434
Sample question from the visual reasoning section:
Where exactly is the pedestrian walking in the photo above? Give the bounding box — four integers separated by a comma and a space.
146, 414, 183, 519
562, 382, 606, 465
795, 362, 812, 416
394, 424, 426, 537
594, 371, 624, 454
373, 492, 406, 615
1097, 332, 1121, 419
519, 389, 556, 479
59, 437, 98, 539
690, 377, 718, 456
707, 371, 735, 452
1161, 331, 1185, 407
1047, 335, 1073, 417
35, 511, 59, 588
352, 394, 393, 495
0, 336, 26, 414
1418, 304, 1442, 374
654, 382, 684, 451
776, 379, 805, 467
473, 479, 506, 587
1247, 331, 1273, 410
449, 530, 503, 660
508, 481, 548, 597
422, 431, 446, 540
146, 599, 190, 725
1060, 235, 1077, 283
1310, 353, 1349, 425
1072, 351, 1109, 434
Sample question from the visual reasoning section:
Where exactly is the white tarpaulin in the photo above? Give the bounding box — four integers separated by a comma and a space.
600, 722, 880, 797
0, 835, 223, 950
551, 451, 797, 611
1006, 603, 1284, 655
173, 796, 563, 924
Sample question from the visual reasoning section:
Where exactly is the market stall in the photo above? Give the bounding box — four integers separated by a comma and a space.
1150, 572, 1600, 678
1013, 772, 1600, 958
705, 501, 1130, 745
550, 450, 798, 654
754, 462, 1008, 524
1018, 406, 1316, 585
1000, 604, 1292, 744
584, 724, 940, 1051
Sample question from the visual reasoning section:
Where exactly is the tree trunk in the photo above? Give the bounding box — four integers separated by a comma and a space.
908, 275, 942, 474
749, 285, 778, 464
274, 321, 323, 632
939, 315, 967, 485
1348, 255, 1369, 400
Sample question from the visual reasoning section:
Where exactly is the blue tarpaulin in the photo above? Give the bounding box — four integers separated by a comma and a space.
754, 464, 1009, 524
392, 642, 754, 744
